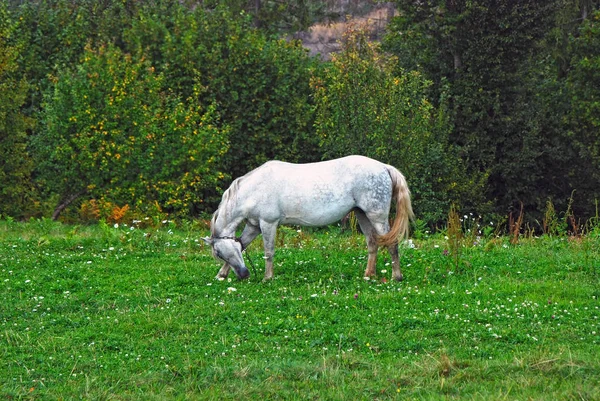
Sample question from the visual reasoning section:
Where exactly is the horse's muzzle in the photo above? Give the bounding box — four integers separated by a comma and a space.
235, 266, 250, 280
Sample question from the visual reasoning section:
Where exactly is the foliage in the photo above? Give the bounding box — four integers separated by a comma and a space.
564, 10, 600, 211
33, 44, 229, 219
125, 4, 321, 179
1, 0, 600, 226
314, 24, 486, 224
0, 4, 34, 218
203, 0, 328, 33
9, 0, 321, 219
12, 0, 142, 114
385, 0, 567, 220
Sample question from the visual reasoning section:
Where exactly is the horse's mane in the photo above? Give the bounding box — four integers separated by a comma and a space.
211, 180, 238, 236
210, 169, 255, 236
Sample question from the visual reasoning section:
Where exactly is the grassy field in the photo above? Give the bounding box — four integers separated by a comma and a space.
1, 218, 599, 400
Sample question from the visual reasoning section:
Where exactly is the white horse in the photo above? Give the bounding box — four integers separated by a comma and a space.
202, 155, 414, 281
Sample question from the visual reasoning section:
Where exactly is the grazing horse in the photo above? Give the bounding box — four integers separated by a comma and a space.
202, 155, 413, 281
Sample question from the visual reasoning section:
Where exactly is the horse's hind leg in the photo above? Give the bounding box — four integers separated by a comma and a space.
361, 210, 403, 281
387, 242, 402, 281
354, 209, 379, 278
374, 224, 403, 282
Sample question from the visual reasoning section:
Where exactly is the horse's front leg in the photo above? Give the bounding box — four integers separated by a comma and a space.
216, 262, 231, 279
259, 221, 278, 281
215, 223, 261, 280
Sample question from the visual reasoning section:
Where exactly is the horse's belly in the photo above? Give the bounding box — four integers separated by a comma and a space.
280, 213, 347, 227
279, 199, 353, 227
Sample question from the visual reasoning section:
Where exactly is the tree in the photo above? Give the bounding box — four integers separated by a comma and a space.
12, 0, 142, 115
34, 44, 229, 219
314, 24, 485, 223
125, 4, 321, 179
563, 10, 600, 214
201, 0, 329, 34
0, 4, 34, 218
386, 0, 559, 219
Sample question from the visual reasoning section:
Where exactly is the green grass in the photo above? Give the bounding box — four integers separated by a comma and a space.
1, 219, 599, 400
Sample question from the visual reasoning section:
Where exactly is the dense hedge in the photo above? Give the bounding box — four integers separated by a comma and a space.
1, 0, 599, 229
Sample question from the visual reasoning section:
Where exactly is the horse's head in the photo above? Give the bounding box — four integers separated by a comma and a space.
202, 236, 249, 280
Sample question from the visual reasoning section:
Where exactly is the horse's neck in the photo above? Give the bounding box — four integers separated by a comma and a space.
213, 204, 243, 237
213, 177, 249, 236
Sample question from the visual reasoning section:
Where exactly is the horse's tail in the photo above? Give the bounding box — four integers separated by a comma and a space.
377, 165, 414, 247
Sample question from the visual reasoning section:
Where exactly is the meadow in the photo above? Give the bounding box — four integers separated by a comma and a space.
1, 218, 599, 400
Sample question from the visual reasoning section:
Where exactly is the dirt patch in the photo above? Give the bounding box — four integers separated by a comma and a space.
293, 4, 396, 60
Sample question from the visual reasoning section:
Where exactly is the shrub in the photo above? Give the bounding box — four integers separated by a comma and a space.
0, 5, 34, 219
34, 44, 229, 219
313, 24, 485, 225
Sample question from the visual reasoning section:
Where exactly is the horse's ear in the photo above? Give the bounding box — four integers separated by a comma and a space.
201, 237, 213, 246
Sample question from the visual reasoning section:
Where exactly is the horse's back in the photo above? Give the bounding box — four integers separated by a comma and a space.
255, 155, 385, 178
249, 156, 388, 193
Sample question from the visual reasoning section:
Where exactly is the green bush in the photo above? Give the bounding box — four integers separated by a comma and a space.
0, 5, 34, 219
314, 25, 486, 224
125, 5, 321, 179
564, 11, 600, 217
33, 44, 229, 219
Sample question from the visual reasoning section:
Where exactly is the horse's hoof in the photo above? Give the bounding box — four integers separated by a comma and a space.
393, 275, 404, 282
363, 270, 376, 278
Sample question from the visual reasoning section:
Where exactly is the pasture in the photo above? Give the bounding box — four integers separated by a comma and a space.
1, 218, 599, 400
